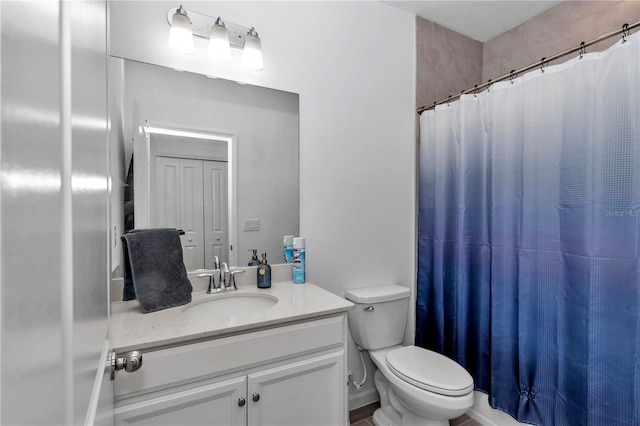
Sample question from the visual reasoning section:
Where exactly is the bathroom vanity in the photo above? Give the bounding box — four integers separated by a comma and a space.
110, 279, 353, 425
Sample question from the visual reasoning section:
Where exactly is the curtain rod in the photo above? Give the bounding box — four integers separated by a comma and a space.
417, 20, 640, 115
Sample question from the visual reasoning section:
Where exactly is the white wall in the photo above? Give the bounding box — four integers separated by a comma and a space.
110, 0, 416, 408
110, 58, 127, 274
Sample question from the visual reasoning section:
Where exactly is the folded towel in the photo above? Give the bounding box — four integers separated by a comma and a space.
122, 228, 192, 313
122, 228, 186, 300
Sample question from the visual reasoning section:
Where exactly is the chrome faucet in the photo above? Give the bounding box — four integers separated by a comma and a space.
219, 262, 230, 290
199, 259, 244, 293
198, 256, 223, 293
214, 256, 223, 291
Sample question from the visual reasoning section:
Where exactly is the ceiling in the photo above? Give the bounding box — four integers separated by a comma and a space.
383, 1, 563, 42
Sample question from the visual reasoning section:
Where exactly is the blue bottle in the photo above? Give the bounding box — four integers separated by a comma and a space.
257, 252, 272, 288
283, 235, 294, 263
292, 237, 305, 284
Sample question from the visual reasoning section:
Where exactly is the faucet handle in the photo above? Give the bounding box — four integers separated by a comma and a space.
196, 273, 214, 281
197, 273, 218, 294
213, 256, 220, 270
229, 269, 245, 290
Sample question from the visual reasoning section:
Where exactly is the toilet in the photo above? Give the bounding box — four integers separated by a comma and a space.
345, 285, 474, 426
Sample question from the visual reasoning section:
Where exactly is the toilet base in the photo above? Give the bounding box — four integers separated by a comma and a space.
372, 407, 450, 426
373, 369, 401, 426
372, 370, 452, 426
372, 407, 394, 426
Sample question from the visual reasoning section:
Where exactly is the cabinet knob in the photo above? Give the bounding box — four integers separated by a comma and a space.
238, 397, 246, 407
252, 393, 260, 402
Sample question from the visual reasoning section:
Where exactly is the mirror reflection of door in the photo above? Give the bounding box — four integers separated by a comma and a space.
203, 161, 229, 268
150, 134, 229, 270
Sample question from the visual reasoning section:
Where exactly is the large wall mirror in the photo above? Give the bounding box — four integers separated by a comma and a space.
109, 57, 299, 272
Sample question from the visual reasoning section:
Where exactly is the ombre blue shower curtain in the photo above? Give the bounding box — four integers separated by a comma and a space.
417, 33, 640, 426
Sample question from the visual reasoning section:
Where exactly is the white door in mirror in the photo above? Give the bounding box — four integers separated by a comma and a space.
154, 157, 229, 269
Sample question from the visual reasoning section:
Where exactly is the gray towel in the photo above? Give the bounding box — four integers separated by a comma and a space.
122, 228, 192, 313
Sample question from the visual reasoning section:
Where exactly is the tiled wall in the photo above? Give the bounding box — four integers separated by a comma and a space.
482, 0, 640, 82
416, 17, 483, 109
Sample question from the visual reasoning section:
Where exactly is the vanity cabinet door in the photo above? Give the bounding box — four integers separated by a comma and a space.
114, 376, 246, 426
247, 351, 345, 426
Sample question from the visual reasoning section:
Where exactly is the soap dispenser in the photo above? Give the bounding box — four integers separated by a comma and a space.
248, 249, 261, 266
256, 252, 271, 288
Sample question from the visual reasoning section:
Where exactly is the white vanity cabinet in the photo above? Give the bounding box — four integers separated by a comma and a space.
114, 376, 247, 425
113, 315, 348, 426
247, 351, 345, 425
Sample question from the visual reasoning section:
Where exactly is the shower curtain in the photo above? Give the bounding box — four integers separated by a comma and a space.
417, 32, 640, 426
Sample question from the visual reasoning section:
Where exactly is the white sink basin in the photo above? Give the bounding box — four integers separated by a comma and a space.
183, 293, 278, 320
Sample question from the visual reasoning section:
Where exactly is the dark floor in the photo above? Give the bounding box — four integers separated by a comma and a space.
349, 402, 483, 426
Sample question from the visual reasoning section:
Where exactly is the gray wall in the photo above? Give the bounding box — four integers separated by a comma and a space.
482, 0, 640, 82
416, 16, 483, 108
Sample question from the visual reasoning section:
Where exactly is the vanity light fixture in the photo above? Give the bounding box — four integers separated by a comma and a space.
168, 6, 195, 53
208, 17, 231, 62
241, 27, 264, 71
167, 6, 263, 70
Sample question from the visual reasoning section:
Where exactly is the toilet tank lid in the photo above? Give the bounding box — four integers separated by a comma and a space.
345, 285, 410, 303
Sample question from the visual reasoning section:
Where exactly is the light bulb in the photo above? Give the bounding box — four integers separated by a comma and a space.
242, 27, 263, 71
168, 6, 195, 54
208, 18, 231, 62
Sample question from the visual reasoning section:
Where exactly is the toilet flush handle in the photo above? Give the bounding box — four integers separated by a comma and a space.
363, 306, 374, 312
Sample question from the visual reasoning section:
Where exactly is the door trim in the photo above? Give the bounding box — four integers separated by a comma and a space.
85, 339, 113, 425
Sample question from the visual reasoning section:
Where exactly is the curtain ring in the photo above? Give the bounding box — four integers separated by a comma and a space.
540, 57, 547, 73
447, 95, 451, 107
579, 41, 586, 59
510, 70, 516, 84
473, 85, 479, 98
622, 23, 629, 43
487, 79, 492, 93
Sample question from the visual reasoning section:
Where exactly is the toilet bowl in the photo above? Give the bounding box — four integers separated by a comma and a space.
345, 285, 474, 426
369, 345, 473, 426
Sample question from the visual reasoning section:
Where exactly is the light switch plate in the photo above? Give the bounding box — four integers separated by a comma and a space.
243, 218, 260, 231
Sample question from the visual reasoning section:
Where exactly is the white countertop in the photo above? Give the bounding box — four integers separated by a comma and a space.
111, 281, 354, 352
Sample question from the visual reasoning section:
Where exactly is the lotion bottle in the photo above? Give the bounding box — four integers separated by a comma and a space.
257, 252, 272, 288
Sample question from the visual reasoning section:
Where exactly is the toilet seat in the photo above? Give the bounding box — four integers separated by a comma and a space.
386, 346, 474, 397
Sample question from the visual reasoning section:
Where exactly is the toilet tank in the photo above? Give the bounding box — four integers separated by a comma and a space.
345, 285, 410, 350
